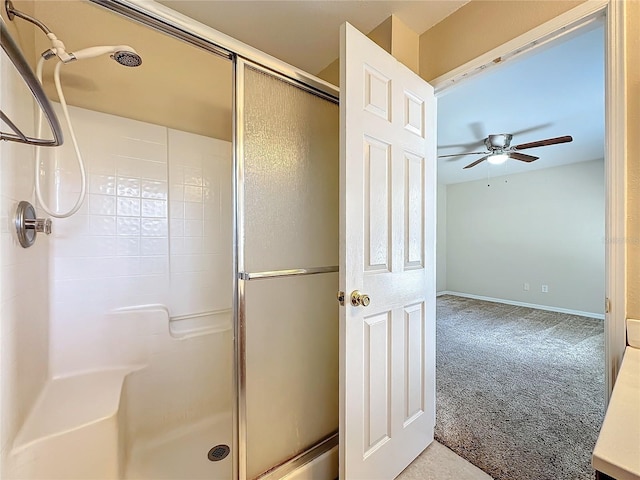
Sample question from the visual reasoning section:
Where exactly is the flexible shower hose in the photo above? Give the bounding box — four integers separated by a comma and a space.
34, 55, 87, 218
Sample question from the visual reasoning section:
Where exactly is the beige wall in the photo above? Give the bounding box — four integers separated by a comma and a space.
367, 16, 393, 54
320, 3, 584, 84
317, 14, 419, 85
419, 0, 639, 323
419, 0, 585, 81
445, 160, 605, 315
317, 57, 340, 86
10, 0, 232, 141
625, 0, 640, 317
317, 16, 393, 85
387, 16, 419, 74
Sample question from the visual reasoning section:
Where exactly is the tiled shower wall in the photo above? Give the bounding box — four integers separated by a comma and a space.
168, 130, 232, 318
0, 47, 50, 476
46, 104, 232, 375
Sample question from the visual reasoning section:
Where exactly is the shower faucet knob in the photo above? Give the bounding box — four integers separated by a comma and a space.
15, 201, 52, 248
25, 217, 52, 235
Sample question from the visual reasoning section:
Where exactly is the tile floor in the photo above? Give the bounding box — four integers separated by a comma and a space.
397, 441, 492, 480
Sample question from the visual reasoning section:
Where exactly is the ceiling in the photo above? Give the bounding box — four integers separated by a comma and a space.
5, 0, 604, 181
437, 21, 605, 185
4, 0, 469, 142
156, 0, 605, 186
157, 0, 469, 74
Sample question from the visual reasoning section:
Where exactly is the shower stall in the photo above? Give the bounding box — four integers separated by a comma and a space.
0, 1, 339, 479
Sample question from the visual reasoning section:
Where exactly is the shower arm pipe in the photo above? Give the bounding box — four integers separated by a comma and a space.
5, 0, 74, 63
0, 18, 63, 146
5, 0, 52, 34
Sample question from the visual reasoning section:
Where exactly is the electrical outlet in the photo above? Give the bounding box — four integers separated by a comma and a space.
541, 284, 549, 293
523, 283, 530, 291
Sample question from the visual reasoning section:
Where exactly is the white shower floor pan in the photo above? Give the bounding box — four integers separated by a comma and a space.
126, 413, 232, 480
126, 414, 337, 480
6, 369, 233, 480
7, 366, 330, 480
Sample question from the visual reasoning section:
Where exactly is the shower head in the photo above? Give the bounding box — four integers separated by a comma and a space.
112, 50, 142, 67
68, 45, 142, 67
5, 3, 142, 67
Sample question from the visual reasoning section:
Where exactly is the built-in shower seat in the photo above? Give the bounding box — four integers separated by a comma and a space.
8, 368, 137, 480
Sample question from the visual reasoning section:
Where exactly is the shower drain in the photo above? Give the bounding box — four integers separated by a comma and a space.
208, 444, 230, 462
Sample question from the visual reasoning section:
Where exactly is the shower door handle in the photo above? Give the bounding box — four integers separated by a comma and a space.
350, 290, 370, 307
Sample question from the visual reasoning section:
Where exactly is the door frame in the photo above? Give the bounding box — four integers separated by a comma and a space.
430, 0, 626, 398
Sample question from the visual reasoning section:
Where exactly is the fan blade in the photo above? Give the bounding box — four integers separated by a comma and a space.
438, 151, 487, 158
469, 121, 486, 141
438, 142, 482, 149
438, 121, 487, 150
514, 135, 573, 150
509, 123, 553, 138
508, 152, 539, 163
463, 155, 490, 169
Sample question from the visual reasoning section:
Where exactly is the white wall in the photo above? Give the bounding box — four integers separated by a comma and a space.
45, 104, 232, 375
0, 40, 50, 476
6, 104, 234, 446
168, 129, 232, 318
436, 184, 447, 292
444, 159, 605, 315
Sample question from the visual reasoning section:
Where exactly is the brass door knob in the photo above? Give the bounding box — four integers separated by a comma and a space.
350, 290, 370, 307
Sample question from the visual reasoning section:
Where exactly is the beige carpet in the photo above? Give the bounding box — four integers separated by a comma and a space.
435, 295, 605, 480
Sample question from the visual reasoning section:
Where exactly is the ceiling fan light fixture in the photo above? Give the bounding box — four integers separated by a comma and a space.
488, 153, 508, 165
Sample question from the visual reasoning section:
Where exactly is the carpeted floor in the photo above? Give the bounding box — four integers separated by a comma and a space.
435, 295, 606, 480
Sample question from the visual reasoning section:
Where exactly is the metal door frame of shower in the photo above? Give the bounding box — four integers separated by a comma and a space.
90, 2, 340, 480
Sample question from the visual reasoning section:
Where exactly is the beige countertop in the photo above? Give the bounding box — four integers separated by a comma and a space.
592, 345, 640, 480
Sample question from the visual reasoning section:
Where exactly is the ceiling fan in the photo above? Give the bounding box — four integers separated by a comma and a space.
439, 134, 573, 169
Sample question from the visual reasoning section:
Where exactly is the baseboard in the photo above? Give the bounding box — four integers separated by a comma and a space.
437, 291, 605, 320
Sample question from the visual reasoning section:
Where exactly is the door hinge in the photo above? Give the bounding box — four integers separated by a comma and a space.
605, 297, 611, 314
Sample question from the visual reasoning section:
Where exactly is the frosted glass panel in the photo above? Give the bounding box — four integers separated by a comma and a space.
243, 66, 339, 272
241, 65, 339, 479
244, 273, 339, 479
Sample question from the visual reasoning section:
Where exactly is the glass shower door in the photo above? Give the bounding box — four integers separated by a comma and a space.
236, 61, 339, 480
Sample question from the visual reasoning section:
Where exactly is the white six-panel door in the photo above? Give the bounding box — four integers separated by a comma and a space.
339, 22, 436, 480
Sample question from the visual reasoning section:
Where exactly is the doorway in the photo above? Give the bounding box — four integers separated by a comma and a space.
434, 4, 624, 480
